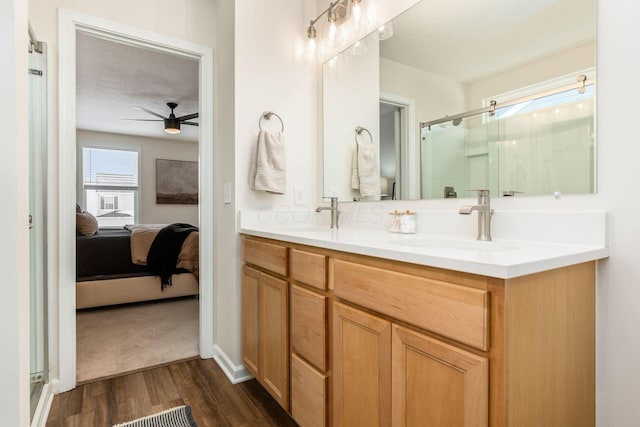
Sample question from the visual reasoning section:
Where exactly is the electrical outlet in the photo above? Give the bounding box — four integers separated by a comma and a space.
294, 185, 305, 205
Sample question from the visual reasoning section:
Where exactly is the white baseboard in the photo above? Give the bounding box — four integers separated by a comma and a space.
212, 345, 254, 384
31, 382, 54, 427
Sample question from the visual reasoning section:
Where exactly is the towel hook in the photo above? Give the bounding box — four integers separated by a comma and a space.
355, 126, 373, 144
259, 111, 285, 133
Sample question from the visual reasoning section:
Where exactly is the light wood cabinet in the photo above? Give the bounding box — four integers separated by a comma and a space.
291, 248, 327, 291
291, 353, 328, 427
290, 249, 330, 427
331, 301, 489, 427
333, 259, 490, 350
392, 324, 488, 427
333, 302, 391, 427
291, 284, 327, 371
242, 266, 260, 376
242, 235, 596, 427
242, 253, 289, 410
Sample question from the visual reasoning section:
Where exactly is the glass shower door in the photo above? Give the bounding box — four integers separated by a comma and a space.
29, 37, 48, 421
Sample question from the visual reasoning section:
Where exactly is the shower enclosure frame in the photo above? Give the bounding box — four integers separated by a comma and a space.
28, 21, 50, 424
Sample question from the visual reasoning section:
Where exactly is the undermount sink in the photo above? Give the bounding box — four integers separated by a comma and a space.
387, 238, 519, 252
272, 225, 331, 233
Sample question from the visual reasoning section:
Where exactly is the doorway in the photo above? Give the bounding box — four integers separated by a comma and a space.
57, 10, 214, 392
379, 92, 417, 200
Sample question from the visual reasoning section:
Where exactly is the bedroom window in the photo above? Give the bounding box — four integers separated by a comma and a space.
82, 146, 140, 228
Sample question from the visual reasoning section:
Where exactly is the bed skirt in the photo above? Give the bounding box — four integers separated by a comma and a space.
76, 273, 199, 309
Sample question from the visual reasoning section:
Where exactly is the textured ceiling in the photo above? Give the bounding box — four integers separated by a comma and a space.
379, 0, 596, 83
76, 32, 199, 142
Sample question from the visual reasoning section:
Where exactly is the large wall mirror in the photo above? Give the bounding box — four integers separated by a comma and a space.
323, 0, 596, 201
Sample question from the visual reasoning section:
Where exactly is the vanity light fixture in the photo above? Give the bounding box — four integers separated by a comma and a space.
306, 21, 317, 55
327, 2, 338, 44
305, 0, 371, 59
348, 0, 368, 34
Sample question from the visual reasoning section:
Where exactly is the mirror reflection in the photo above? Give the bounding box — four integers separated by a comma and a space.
322, 0, 596, 201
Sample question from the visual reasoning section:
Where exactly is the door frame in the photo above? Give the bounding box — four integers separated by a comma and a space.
379, 92, 417, 199
57, 9, 214, 392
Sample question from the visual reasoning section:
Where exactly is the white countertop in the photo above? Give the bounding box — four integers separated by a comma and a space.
239, 210, 609, 279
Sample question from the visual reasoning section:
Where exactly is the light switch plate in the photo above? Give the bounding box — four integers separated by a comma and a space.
223, 182, 231, 204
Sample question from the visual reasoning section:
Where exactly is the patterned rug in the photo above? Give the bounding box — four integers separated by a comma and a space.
113, 405, 198, 427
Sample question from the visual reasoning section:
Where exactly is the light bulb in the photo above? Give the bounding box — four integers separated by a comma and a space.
305, 21, 317, 60
329, 21, 337, 42
353, 2, 361, 24
350, 0, 368, 33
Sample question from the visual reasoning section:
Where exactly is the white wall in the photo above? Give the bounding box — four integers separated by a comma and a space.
0, 0, 30, 425
380, 57, 466, 130
211, 0, 239, 373
323, 31, 380, 200
465, 41, 596, 110
215, 0, 318, 369
77, 130, 199, 225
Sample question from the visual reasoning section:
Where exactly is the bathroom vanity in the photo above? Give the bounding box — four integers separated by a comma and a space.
240, 216, 607, 427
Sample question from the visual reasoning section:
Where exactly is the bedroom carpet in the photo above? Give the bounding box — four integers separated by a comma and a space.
76, 297, 199, 383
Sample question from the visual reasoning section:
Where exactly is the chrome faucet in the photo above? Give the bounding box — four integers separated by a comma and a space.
459, 190, 493, 241
316, 197, 340, 229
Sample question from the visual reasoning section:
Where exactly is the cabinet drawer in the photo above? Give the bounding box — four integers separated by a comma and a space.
291, 249, 327, 291
291, 284, 327, 371
333, 259, 490, 350
243, 237, 287, 276
291, 354, 327, 427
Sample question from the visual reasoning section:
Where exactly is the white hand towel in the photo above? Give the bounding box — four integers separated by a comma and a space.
356, 141, 380, 197
351, 148, 360, 190
249, 129, 286, 194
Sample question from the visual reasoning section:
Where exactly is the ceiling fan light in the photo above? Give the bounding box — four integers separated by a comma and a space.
164, 118, 181, 134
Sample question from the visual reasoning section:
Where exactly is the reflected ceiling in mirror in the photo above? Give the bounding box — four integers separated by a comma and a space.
322, 0, 596, 201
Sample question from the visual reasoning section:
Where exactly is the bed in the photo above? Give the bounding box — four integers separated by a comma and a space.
76, 227, 199, 309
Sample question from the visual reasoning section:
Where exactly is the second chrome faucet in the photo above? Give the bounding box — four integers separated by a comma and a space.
459, 190, 493, 241
316, 196, 340, 229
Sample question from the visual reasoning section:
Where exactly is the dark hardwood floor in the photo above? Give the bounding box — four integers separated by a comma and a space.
45, 358, 298, 427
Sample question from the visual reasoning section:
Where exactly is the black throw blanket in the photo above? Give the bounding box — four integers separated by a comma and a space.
147, 223, 198, 290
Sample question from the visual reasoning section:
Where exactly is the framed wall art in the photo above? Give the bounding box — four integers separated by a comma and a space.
156, 159, 198, 204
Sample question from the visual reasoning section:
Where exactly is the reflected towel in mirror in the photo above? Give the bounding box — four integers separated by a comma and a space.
351, 141, 380, 198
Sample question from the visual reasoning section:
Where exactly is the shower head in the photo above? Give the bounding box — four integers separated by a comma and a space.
452, 117, 462, 126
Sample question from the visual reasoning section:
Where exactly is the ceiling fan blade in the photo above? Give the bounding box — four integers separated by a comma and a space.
177, 112, 199, 121
182, 122, 199, 126
132, 106, 166, 119
123, 118, 164, 122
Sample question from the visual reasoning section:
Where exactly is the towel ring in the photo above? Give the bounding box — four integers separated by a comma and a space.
355, 126, 373, 144
259, 111, 284, 132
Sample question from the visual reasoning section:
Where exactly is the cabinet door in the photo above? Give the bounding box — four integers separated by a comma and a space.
291, 353, 327, 427
392, 325, 488, 427
333, 302, 391, 427
291, 284, 327, 371
261, 273, 289, 410
242, 266, 261, 377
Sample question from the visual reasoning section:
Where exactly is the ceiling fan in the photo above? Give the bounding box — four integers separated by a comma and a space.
129, 102, 198, 135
